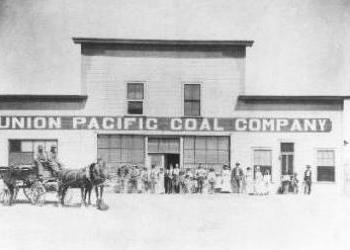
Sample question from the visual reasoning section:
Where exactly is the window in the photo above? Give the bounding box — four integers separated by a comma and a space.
253, 149, 272, 177
127, 82, 144, 114
184, 84, 200, 116
317, 150, 335, 182
9, 139, 58, 166
97, 135, 145, 170
281, 143, 294, 175
183, 136, 229, 171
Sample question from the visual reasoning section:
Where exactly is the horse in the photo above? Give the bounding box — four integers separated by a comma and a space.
84, 161, 109, 207
57, 164, 93, 206
0, 171, 16, 206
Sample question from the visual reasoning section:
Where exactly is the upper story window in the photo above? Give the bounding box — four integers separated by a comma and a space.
317, 149, 335, 182
127, 82, 144, 115
184, 84, 200, 116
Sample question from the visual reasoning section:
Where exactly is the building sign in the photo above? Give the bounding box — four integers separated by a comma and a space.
0, 116, 331, 132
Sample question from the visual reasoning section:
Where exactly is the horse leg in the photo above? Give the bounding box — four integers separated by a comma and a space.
61, 187, 67, 206
87, 186, 92, 206
81, 187, 86, 207
100, 185, 104, 200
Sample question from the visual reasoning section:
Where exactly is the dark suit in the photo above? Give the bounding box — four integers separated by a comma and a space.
231, 166, 244, 193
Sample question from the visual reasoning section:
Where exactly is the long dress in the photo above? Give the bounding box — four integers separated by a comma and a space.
254, 171, 264, 195
263, 173, 271, 195
156, 171, 165, 194
221, 169, 231, 193
245, 170, 254, 194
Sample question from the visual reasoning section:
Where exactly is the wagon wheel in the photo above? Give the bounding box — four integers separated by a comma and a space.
23, 181, 46, 205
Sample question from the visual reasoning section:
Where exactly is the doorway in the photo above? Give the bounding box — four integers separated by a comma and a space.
165, 154, 180, 169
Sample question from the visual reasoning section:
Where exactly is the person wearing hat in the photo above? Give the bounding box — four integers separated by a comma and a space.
47, 145, 63, 174
231, 162, 244, 193
303, 165, 312, 195
129, 165, 140, 193
34, 145, 48, 178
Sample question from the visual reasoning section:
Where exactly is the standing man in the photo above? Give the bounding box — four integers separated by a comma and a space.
47, 145, 63, 174
196, 165, 206, 194
34, 145, 48, 178
304, 165, 312, 195
129, 165, 140, 193
231, 162, 244, 193
149, 165, 157, 194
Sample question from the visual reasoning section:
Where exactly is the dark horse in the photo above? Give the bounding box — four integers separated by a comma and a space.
84, 161, 109, 207
57, 162, 108, 206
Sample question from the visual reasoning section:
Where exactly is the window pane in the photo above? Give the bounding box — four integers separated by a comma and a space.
206, 137, 218, 150
9, 140, 21, 152
184, 84, 200, 100
195, 137, 206, 150
206, 150, 218, 163
218, 151, 229, 163
184, 137, 195, 150
128, 101, 143, 114
317, 166, 335, 182
127, 83, 144, 99
281, 143, 294, 152
254, 150, 272, 166
110, 136, 121, 148
195, 150, 206, 163
148, 139, 159, 153
184, 149, 195, 163
218, 137, 229, 150
97, 135, 110, 148
21, 141, 33, 152
98, 149, 110, 162
317, 150, 335, 166
110, 149, 121, 162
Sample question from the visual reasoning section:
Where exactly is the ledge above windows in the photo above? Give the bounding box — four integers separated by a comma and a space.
0, 95, 88, 110
236, 95, 348, 111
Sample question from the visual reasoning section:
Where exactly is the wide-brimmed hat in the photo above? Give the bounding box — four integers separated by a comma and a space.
235, 162, 240, 166
306, 165, 311, 168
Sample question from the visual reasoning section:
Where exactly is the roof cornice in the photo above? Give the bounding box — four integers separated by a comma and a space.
72, 37, 254, 47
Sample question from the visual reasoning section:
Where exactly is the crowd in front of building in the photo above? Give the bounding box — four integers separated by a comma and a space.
110, 162, 314, 195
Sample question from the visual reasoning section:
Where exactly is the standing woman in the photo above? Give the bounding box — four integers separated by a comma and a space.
263, 169, 272, 195
245, 167, 254, 195
156, 167, 165, 194
254, 166, 264, 195
221, 164, 231, 193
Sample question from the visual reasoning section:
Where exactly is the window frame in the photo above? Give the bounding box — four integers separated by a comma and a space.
8, 139, 58, 166
315, 148, 336, 183
251, 147, 273, 180
184, 83, 201, 117
126, 82, 145, 115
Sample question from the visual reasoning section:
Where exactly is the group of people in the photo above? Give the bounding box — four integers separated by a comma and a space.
113, 162, 271, 195
34, 145, 63, 179
113, 162, 314, 195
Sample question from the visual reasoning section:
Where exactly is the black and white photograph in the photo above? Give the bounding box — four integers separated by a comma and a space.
0, 1, 350, 250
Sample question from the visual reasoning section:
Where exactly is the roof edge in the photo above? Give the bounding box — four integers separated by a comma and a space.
72, 37, 254, 47
0, 95, 88, 102
238, 95, 350, 102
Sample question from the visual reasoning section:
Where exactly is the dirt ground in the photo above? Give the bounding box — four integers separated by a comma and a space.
1, 191, 350, 250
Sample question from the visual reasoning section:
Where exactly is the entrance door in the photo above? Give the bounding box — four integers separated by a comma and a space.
281, 143, 294, 175
165, 154, 180, 169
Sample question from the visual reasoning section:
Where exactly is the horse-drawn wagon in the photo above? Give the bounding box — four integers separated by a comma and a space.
0, 163, 59, 206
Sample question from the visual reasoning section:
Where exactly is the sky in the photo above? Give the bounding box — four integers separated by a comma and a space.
0, 0, 349, 95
